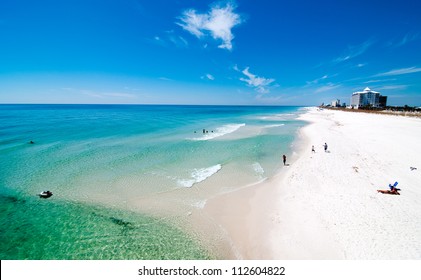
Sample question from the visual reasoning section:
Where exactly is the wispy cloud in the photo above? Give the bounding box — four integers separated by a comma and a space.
398, 32, 419, 46
177, 1, 243, 50
86, 91, 137, 99
150, 31, 189, 48
333, 39, 374, 63
363, 78, 397, 84
201, 73, 215, 80
159, 77, 174, 81
102, 92, 137, 98
388, 32, 419, 48
166, 30, 189, 48
63, 88, 137, 99
373, 67, 421, 77
377, 85, 408, 90
148, 36, 167, 47
314, 83, 341, 93
306, 74, 329, 85
239, 67, 275, 94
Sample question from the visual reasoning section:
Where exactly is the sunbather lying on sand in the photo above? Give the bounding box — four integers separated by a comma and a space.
377, 189, 400, 195
377, 182, 401, 195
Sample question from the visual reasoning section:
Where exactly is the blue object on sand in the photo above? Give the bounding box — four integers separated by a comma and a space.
389, 182, 399, 191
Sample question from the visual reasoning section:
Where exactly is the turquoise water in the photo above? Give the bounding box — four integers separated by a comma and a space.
0, 104, 305, 259
0, 191, 208, 260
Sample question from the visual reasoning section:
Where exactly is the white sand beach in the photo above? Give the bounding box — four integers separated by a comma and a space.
204, 108, 421, 259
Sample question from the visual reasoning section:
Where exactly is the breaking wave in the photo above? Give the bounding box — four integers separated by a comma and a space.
177, 164, 222, 188
252, 162, 265, 178
188, 123, 245, 141
264, 124, 285, 128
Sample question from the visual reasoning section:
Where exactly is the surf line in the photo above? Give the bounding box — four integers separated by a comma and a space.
189, 124, 246, 141
178, 164, 222, 188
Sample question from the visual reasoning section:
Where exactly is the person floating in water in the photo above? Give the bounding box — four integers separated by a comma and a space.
29, 140, 35, 144
282, 154, 286, 166
39, 190, 53, 198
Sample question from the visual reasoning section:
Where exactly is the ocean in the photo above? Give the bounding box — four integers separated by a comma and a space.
0, 104, 306, 259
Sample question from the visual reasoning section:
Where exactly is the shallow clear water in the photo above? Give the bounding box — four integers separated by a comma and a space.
0, 191, 209, 260
0, 104, 305, 259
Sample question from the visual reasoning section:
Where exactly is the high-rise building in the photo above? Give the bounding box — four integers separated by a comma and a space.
350, 87, 387, 108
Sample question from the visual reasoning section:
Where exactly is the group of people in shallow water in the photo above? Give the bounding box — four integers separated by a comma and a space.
194, 129, 214, 134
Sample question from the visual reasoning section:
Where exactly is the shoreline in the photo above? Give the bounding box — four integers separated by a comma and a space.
203, 107, 421, 259
202, 111, 309, 259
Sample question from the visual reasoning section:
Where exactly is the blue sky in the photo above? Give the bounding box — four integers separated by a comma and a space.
0, 0, 420, 106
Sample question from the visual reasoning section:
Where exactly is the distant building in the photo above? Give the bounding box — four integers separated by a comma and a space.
350, 87, 387, 108
379, 95, 388, 107
331, 99, 340, 107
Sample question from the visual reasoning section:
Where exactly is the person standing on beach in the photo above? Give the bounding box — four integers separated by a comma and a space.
282, 154, 286, 166
324, 143, 328, 152
312, 145, 315, 153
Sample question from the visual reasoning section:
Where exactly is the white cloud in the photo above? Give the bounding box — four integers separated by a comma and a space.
166, 30, 189, 48
151, 31, 189, 48
201, 74, 215, 80
363, 78, 397, 84
177, 1, 242, 50
307, 74, 329, 85
159, 77, 174, 81
239, 67, 275, 94
373, 67, 421, 77
388, 32, 420, 48
63, 88, 137, 99
314, 83, 341, 93
333, 39, 374, 63
103, 92, 137, 98
377, 85, 408, 90
399, 32, 419, 46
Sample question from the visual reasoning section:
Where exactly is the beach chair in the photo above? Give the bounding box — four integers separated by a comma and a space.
389, 181, 400, 191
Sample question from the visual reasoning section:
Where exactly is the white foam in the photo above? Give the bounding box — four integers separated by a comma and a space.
178, 164, 222, 188
192, 200, 207, 209
258, 114, 296, 121
252, 162, 265, 177
188, 123, 245, 141
264, 124, 285, 128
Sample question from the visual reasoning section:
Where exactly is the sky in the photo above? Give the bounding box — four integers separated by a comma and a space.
0, 0, 420, 106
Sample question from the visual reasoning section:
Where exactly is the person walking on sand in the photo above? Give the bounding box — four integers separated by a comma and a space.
312, 145, 315, 153
282, 154, 286, 166
324, 143, 328, 152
